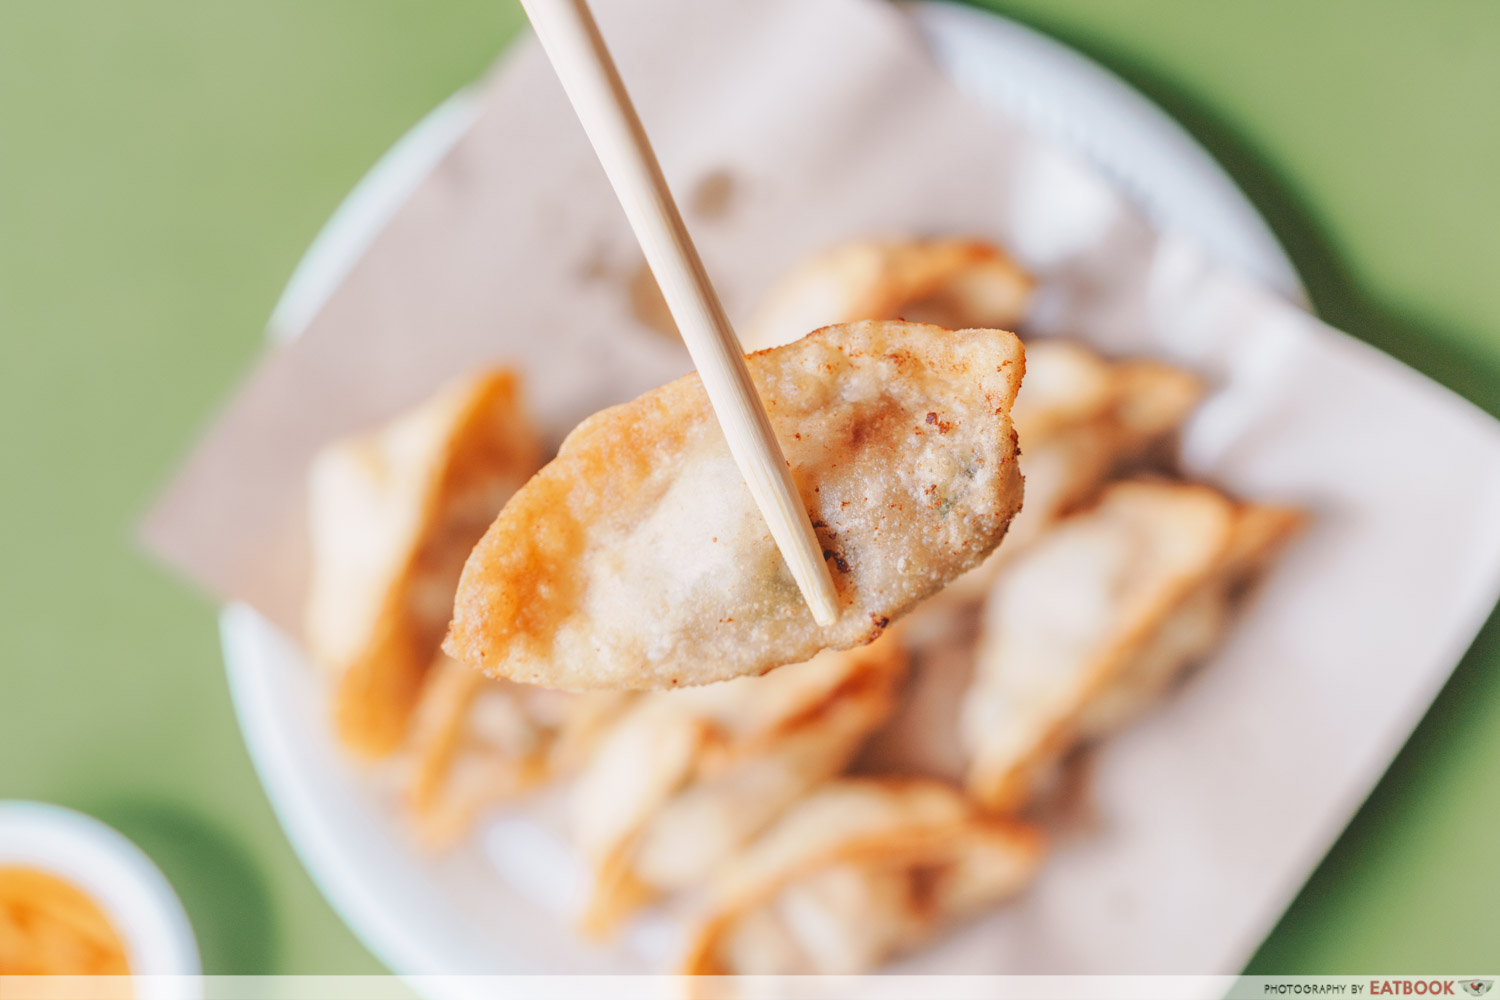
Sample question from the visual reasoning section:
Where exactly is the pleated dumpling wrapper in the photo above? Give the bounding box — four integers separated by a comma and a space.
962, 479, 1303, 812
865, 342, 1202, 650
570, 638, 906, 934
1000, 341, 1201, 552
680, 778, 1044, 976
738, 239, 1032, 355
445, 321, 1027, 690
739, 238, 1201, 600
305, 369, 543, 756
741, 238, 1033, 354
397, 655, 632, 848
929, 341, 1202, 610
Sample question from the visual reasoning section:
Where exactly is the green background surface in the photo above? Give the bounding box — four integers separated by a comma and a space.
1, 0, 1497, 975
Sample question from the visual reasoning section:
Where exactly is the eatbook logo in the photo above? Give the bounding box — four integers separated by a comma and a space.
1462, 983, 1493, 998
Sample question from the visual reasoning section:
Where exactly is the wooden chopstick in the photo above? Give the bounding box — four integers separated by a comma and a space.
518, 0, 841, 627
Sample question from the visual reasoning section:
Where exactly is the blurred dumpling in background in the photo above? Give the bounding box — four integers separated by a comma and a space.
570, 638, 906, 934
741, 238, 1033, 353
938, 341, 1203, 604
397, 656, 630, 848
1004, 342, 1202, 548
962, 479, 1303, 812
739, 238, 1203, 610
304, 368, 542, 755
446, 321, 1026, 692
679, 778, 1044, 976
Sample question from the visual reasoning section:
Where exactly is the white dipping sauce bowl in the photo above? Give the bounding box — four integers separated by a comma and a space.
0, 800, 201, 998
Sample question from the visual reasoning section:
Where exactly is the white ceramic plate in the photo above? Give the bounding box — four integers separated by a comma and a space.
225, 1, 1306, 984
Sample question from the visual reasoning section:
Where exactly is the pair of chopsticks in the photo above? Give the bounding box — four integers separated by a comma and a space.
519, 0, 841, 626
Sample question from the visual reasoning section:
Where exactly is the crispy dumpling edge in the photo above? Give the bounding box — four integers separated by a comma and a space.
965, 480, 1304, 812
678, 777, 1046, 976
308, 368, 542, 757
444, 321, 1027, 692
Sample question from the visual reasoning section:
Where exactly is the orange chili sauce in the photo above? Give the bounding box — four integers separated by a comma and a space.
0, 866, 130, 975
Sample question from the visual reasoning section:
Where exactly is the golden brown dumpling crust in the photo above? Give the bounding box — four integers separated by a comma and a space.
679, 778, 1045, 976
445, 321, 1026, 691
305, 370, 542, 756
396, 655, 630, 848
742, 238, 1034, 353
926, 342, 1204, 610
571, 637, 907, 934
962, 479, 1303, 811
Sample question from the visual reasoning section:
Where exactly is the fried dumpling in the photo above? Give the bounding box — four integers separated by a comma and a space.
445, 321, 1026, 691
962, 480, 1303, 812
742, 239, 1200, 598
680, 778, 1044, 975
742, 238, 1033, 353
571, 638, 906, 934
941, 342, 1202, 604
398, 655, 630, 847
305, 369, 542, 756
895, 343, 1201, 653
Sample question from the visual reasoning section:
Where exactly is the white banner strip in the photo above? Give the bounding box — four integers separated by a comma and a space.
1, 975, 1495, 1000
